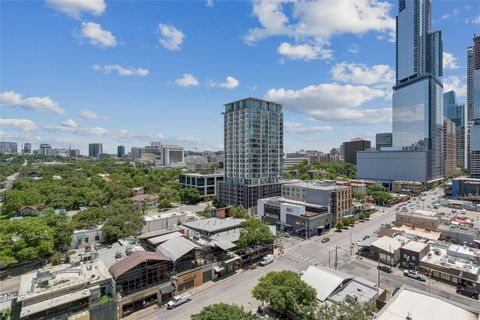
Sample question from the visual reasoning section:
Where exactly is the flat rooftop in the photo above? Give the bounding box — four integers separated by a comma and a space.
328, 278, 377, 305
144, 212, 185, 221
421, 246, 480, 276
18, 259, 111, 302
262, 196, 328, 210
184, 217, 245, 233
283, 180, 349, 191
371, 236, 409, 252
96, 241, 145, 269
180, 173, 224, 177
401, 241, 428, 253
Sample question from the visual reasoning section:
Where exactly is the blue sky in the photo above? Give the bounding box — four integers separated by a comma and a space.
1, 0, 479, 154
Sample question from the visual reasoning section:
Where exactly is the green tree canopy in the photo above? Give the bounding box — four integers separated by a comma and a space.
191, 303, 254, 320
102, 200, 145, 243
237, 218, 274, 249
181, 188, 202, 204
252, 270, 317, 319
70, 207, 107, 229
366, 184, 385, 195
370, 191, 393, 205
230, 205, 248, 219
314, 302, 376, 320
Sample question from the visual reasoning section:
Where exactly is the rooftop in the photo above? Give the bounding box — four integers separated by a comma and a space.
146, 231, 184, 246
157, 237, 200, 262
109, 251, 170, 279
421, 245, 480, 276
144, 212, 185, 221
371, 236, 409, 252
130, 194, 159, 202
375, 286, 479, 320
18, 259, 111, 303
393, 225, 441, 240
283, 180, 350, 191
301, 266, 352, 302
401, 241, 429, 253
329, 277, 378, 305
180, 172, 224, 177
184, 217, 246, 233
96, 241, 145, 269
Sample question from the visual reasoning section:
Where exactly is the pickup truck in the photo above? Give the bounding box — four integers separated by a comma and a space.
167, 292, 192, 309
403, 270, 426, 281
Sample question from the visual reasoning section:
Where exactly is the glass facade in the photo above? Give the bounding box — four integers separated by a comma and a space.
224, 98, 283, 186
376, 133, 392, 150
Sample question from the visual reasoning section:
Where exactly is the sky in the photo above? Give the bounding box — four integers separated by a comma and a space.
1, 0, 479, 154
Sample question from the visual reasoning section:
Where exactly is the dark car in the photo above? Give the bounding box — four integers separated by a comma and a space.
457, 286, 479, 300
377, 265, 392, 273
321, 237, 330, 243
363, 235, 370, 241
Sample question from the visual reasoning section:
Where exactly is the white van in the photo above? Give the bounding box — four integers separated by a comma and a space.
259, 254, 274, 266
167, 292, 192, 309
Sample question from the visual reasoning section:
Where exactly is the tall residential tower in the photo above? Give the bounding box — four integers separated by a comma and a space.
217, 97, 283, 209
468, 35, 480, 177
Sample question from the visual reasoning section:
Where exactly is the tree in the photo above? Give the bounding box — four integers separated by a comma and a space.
158, 187, 180, 209
237, 218, 274, 249
181, 188, 202, 204
70, 207, 107, 229
191, 303, 254, 320
366, 184, 385, 196
370, 191, 393, 206
335, 221, 344, 231
252, 270, 317, 319
101, 200, 146, 243
352, 190, 366, 202
230, 205, 248, 219
314, 302, 376, 320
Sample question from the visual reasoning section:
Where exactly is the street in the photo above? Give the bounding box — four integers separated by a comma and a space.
142, 188, 480, 319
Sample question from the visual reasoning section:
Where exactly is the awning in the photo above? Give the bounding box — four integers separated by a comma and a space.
214, 266, 225, 273
160, 284, 176, 295
214, 240, 236, 251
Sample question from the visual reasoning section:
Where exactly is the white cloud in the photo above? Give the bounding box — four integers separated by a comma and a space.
79, 109, 108, 120
93, 64, 149, 76
79, 22, 117, 48
444, 76, 467, 97
330, 62, 395, 87
472, 16, 480, 24
46, 0, 106, 19
443, 52, 459, 70
210, 76, 240, 89
62, 119, 77, 128
174, 74, 199, 87
245, 0, 395, 58
277, 42, 332, 61
206, 0, 214, 8
0, 118, 37, 131
158, 24, 185, 51
265, 82, 390, 124
440, 8, 460, 20
284, 121, 332, 134
348, 43, 359, 54
0, 91, 65, 114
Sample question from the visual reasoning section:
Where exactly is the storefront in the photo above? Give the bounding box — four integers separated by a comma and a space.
173, 267, 204, 294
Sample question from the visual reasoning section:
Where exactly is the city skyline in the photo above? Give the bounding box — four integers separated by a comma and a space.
1, 0, 479, 154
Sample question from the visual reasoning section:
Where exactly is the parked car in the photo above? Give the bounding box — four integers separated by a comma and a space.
363, 235, 370, 241
377, 265, 392, 273
403, 270, 426, 281
259, 254, 274, 266
167, 292, 192, 309
321, 237, 330, 243
457, 286, 479, 300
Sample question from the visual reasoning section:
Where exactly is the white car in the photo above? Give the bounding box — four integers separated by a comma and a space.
167, 292, 192, 309
259, 254, 274, 266
403, 270, 426, 281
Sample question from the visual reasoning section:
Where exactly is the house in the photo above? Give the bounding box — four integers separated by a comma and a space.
130, 194, 159, 210
70, 225, 103, 249
132, 187, 144, 196
17, 206, 39, 217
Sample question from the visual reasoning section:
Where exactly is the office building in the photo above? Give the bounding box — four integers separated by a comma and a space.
342, 138, 371, 164
281, 180, 352, 223
39, 144, 52, 156
0, 142, 18, 154
88, 143, 103, 158
179, 173, 224, 198
130, 146, 143, 159
69, 148, 80, 157
375, 133, 392, 150
443, 117, 457, 176
117, 145, 125, 158
444, 91, 467, 168
451, 177, 480, 201
358, 0, 444, 185
22, 143, 31, 154
218, 97, 283, 209
162, 144, 184, 167
283, 157, 310, 170
470, 120, 480, 177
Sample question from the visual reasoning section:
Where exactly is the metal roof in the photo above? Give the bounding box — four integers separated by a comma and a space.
157, 237, 200, 262
147, 231, 183, 246
301, 266, 352, 302
109, 251, 170, 279
214, 240, 236, 251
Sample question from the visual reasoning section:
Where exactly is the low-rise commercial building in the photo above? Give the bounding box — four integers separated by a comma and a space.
420, 242, 480, 289
392, 180, 424, 194
17, 255, 113, 320
282, 180, 352, 223
183, 217, 245, 239
130, 194, 159, 210
395, 210, 440, 230
71, 225, 103, 249
451, 178, 480, 202
142, 212, 186, 233
370, 235, 410, 266
399, 241, 430, 269
179, 173, 224, 198
257, 197, 331, 237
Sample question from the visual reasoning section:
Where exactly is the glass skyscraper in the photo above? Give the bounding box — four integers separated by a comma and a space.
468, 35, 480, 177
443, 90, 467, 168
218, 97, 283, 209
392, 0, 443, 181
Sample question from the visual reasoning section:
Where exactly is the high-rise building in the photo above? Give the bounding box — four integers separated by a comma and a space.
69, 149, 80, 157
39, 144, 52, 156
88, 143, 103, 158
443, 118, 457, 176
0, 142, 18, 154
22, 143, 31, 154
443, 91, 467, 168
130, 147, 144, 159
357, 0, 444, 186
117, 145, 125, 158
161, 145, 184, 167
218, 97, 283, 209
342, 138, 371, 164
376, 133, 392, 150
468, 35, 480, 177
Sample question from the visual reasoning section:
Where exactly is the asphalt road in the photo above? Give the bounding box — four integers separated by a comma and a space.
142, 187, 480, 319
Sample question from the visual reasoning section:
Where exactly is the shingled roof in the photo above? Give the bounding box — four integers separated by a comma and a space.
109, 251, 170, 279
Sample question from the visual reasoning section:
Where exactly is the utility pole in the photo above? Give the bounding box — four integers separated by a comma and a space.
377, 258, 381, 289
350, 231, 353, 256
335, 246, 338, 270
328, 250, 331, 268
428, 269, 432, 292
